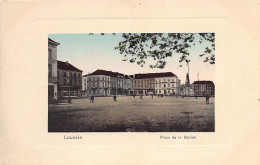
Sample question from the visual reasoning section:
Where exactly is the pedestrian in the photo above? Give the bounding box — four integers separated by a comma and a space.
151, 94, 153, 99
195, 95, 198, 99
133, 94, 135, 99
113, 95, 117, 101
140, 94, 143, 99
205, 94, 210, 104
89, 95, 92, 103
90, 96, 94, 103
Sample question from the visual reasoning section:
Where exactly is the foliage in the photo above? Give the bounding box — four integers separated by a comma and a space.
90, 33, 215, 69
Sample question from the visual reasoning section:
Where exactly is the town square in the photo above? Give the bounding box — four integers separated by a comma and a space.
48, 96, 214, 132
48, 33, 215, 132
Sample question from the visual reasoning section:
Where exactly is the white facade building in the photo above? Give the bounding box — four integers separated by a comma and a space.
155, 76, 180, 95
87, 74, 111, 96
85, 69, 133, 96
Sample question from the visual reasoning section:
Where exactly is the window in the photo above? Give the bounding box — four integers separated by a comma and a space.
74, 73, 76, 77
102, 77, 104, 81
48, 64, 52, 76
48, 49, 52, 59
64, 72, 66, 77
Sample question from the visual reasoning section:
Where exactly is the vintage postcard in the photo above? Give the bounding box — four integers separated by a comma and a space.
1, 1, 259, 165
48, 33, 215, 133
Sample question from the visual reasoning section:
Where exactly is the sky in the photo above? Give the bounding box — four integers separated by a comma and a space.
48, 33, 215, 84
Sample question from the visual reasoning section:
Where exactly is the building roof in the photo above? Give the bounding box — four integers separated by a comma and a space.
134, 72, 176, 79
85, 70, 177, 79
57, 61, 82, 72
87, 69, 125, 78
192, 80, 214, 84
48, 38, 60, 46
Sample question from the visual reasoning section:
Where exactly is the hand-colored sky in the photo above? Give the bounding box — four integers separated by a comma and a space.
48, 33, 215, 84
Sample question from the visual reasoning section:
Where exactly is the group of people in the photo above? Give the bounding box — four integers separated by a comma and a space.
89, 94, 212, 104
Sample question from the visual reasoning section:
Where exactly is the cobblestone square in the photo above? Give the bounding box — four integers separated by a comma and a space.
48, 96, 214, 132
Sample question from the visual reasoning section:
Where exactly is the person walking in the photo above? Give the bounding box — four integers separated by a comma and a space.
133, 94, 135, 99
151, 94, 153, 99
90, 95, 94, 103
205, 94, 210, 104
113, 95, 117, 102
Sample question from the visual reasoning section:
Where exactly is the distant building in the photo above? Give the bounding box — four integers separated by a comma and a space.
191, 81, 215, 96
48, 38, 59, 102
134, 73, 155, 95
133, 72, 180, 96
84, 70, 180, 96
57, 61, 82, 98
86, 69, 133, 96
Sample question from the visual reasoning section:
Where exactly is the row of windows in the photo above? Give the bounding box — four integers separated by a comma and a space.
135, 79, 176, 84
135, 83, 175, 88
87, 83, 132, 88
88, 77, 110, 81
58, 71, 81, 78
59, 78, 81, 86
135, 79, 154, 83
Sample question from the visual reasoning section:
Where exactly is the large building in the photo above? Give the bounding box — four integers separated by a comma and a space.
133, 72, 180, 95
83, 69, 180, 96
154, 72, 181, 95
134, 73, 155, 95
57, 61, 83, 98
86, 69, 133, 96
191, 80, 215, 96
48, 38, 59, 102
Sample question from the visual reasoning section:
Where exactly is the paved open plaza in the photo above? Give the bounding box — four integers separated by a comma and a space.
48, 96, 214, 132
